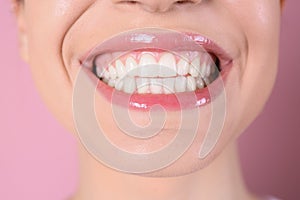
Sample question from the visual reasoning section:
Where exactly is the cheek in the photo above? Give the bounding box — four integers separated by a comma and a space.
242, 1, 280, 106
23, 0, 94, 131
230, 1, 281, 133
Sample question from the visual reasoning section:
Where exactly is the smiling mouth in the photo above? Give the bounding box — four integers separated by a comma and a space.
93, 49, 220, 94
81, 29, 232, 110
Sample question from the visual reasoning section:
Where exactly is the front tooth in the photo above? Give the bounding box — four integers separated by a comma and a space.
139, 53, 159, 77
139, 53, 157, 65
187, 76, 196, 91
175, 76, 187, 92
139, 67, 161, 78
189, 57, 200, 77
196, 78, 205, 89
159, 53, 177, 77
177, 58, 189, 76
123, 77, 136, 94
109, 64, 117, 79
136, 78, 150, 94
150, 78, 163, 94
162, 78, 175, 94
115, 60, 126, 78
126, 57, 138, 77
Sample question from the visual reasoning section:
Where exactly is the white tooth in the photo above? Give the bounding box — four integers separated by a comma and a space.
140, 66, 161, 78
159, 53, 177, 77
103, 69, 110, 80
162, 78, 175, 94
108, 79, 116, 87
189, 51, 200, 60
139, 53, 159, 77
189, 57, 200, 77
115, 60, 126, 78
139, 53, 157, 65
189, 67, 198, 77
150, 78, 163, 94
115, 79, 124, 91
187, 76, 196, 91
109, 65, 117, 79
126, 57, 138, 77
123, 77, 136, 94
200, 54, 210, 78
200, 62, 207, 78
175, 76, 187, 92
177, 58, 189, 76
196, 78, 205, 89
136, 78, 150, 94
96, 66, 104, 78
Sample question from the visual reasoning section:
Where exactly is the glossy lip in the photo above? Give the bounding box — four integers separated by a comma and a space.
80, 28, 233, 111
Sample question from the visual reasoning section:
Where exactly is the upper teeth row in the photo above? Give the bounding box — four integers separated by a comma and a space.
95, 52, 217, 80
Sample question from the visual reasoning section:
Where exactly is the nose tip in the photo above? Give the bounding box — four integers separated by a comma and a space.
113, 0, 202, 13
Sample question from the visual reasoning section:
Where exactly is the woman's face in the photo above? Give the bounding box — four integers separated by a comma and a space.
15, 0, 281, 176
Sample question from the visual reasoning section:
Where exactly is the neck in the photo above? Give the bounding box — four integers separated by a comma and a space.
72, 141, 255, 200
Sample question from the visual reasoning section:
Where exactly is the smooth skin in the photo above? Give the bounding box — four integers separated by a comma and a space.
12, 0, 281, 199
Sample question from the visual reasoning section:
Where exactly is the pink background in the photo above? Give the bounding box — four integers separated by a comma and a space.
0, 1, 299, 200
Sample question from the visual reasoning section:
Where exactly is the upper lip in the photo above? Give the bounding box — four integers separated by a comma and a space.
79, 28, 233, 70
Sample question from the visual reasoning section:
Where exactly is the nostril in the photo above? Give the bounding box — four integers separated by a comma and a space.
117, 0, 139, 5
175, 0, 192, 5
120, 0, 139, 5
175, 0, 202, 5
126, 0, 138, 4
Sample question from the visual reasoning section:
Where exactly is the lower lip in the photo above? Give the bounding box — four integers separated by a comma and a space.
94, 68, 230, 111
